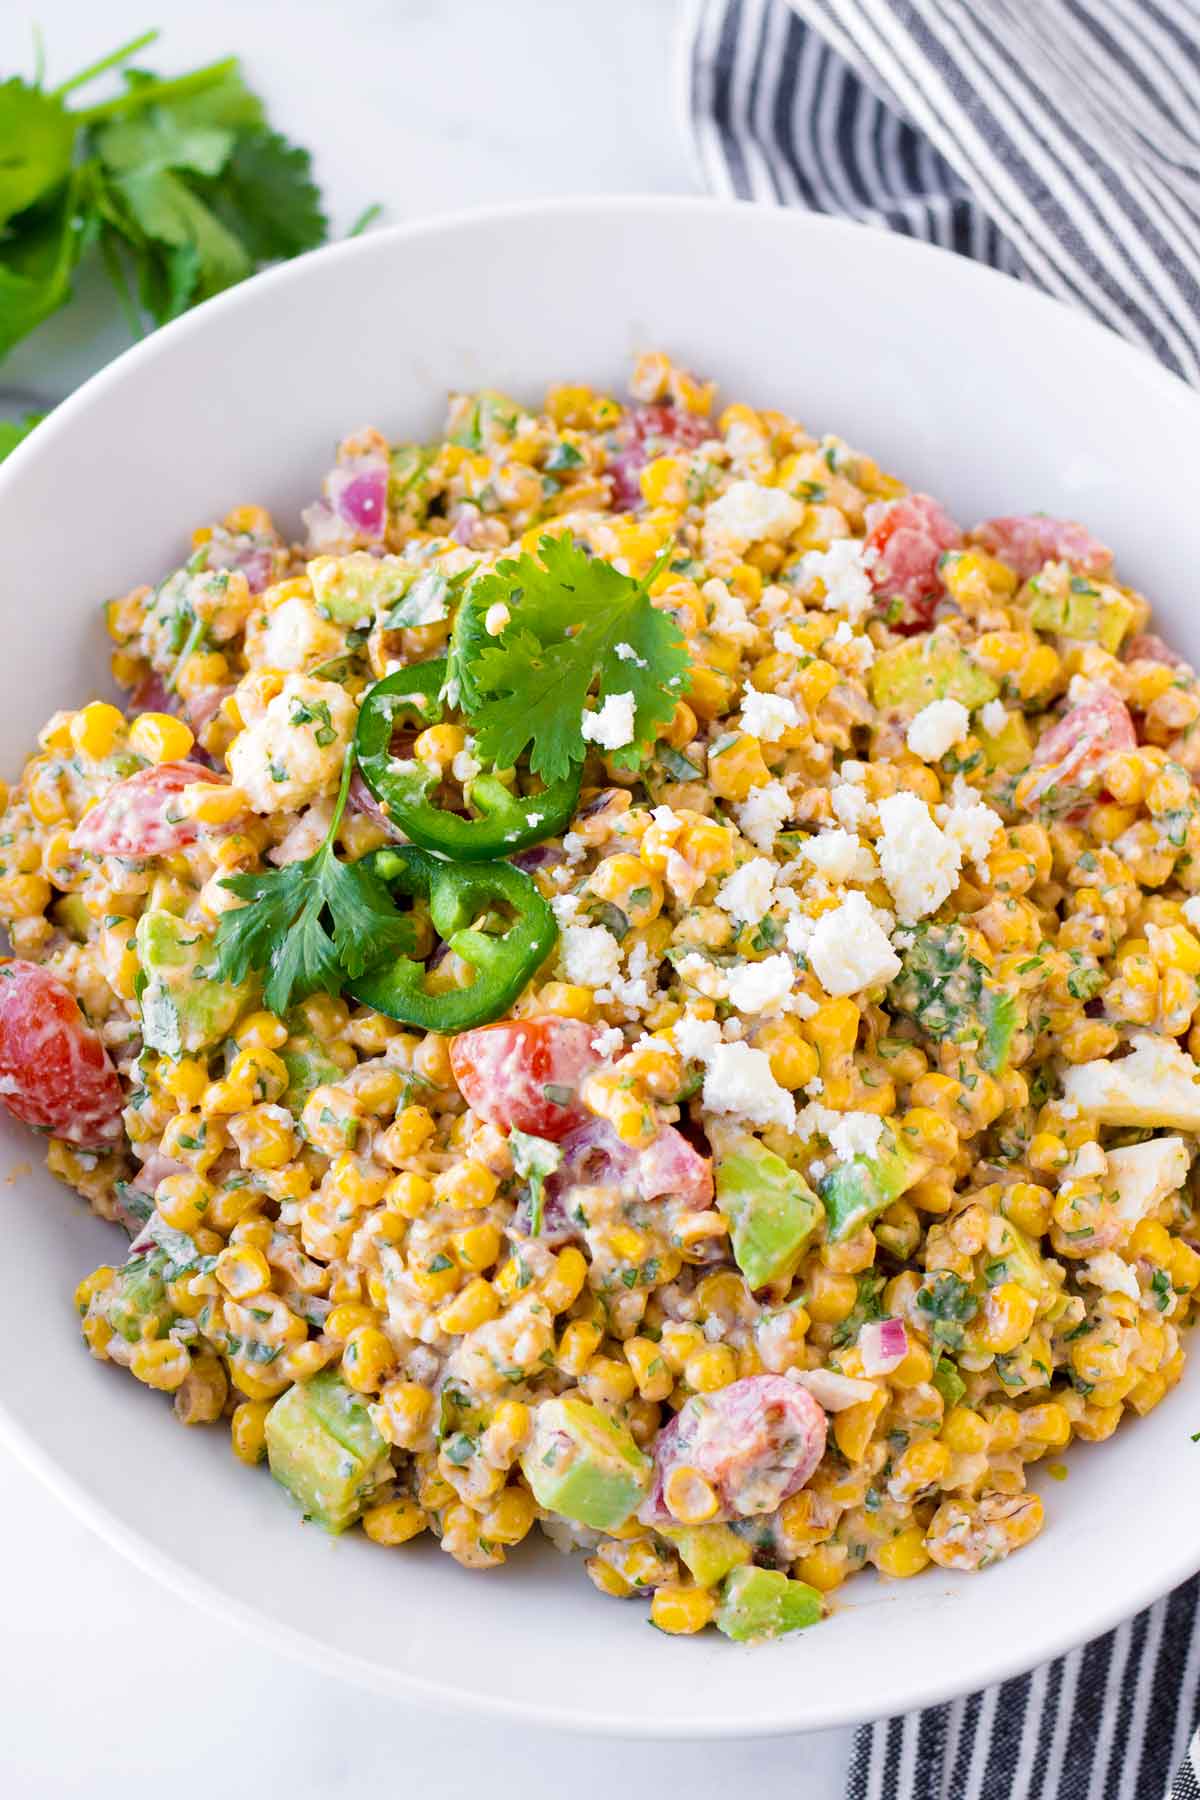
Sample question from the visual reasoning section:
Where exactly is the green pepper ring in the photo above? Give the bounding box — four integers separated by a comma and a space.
355, 659, 581, 862
348, 846, 557, 1032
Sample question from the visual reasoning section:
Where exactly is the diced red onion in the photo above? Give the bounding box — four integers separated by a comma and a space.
787, 1367, 876, 1411
859, 1317, 908, 1376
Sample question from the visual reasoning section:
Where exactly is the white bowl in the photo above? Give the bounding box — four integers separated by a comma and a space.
2, 198, 1199, 1737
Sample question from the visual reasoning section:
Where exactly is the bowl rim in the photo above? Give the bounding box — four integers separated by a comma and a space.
2, 193, 1199, 1735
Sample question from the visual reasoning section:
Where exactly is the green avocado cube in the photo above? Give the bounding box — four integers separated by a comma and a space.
307, 551, 416, 625
869, 631, 998, 718
265, 1371, 390, 1534
136, 910, 250, 1057
976, 710, 1032, 773
716, 1137, 823, 1290
280, 1036, 348, 1109
521, 1393, 651, 1531
819, 1128, 926, 1240
715, 1566, 824, 1642
105, 1249, 176, 1344
658, 1522, 751, 1588
1028, 577, 1135, 653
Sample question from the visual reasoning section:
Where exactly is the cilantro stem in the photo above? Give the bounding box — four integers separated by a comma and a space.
327, 742, 358, 846
167, 608, 207, 691
347, 204, 383, 238
97, 230, 146, 342
75, 55, 239, 125
51, 29, 160, 99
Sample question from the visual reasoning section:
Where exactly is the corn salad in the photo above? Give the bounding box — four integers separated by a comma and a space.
4, 353, 1200, 1644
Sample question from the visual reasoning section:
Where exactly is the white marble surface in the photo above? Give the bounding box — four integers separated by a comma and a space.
0, 2, 857, 1793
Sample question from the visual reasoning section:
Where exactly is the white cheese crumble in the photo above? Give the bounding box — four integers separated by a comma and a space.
452, 742, 482, 783
725, 953, 796, 1014
796, 1102, 885, 1163
735, 779, 792, 851
716, 858, 776, 926
798, 827, 873, 883
673, 1014, 723, 1064
830, 774, 874, 830
701, 579, 757, 647
740, 690, 800, 741
1082, 1253, 1141, 1301
935, 776, 1004, 879
550, 893, 580, 926
799, 538, 875, 621
559, 924, 622, 989
676, 952, 729, 1001
877, 790, 962, 923
614, 642, 646, 667
590, 1026, 625, 1058
773, 627, 808, 658
228, 674, 356, 816
1184, 896, 1200, 934
906, 698, 970, 762
980, 698, 1009, 736
562, 832, 586, 866
484, 601, 510, 636
807, 890, 901, 997
580, 691, 636, 751
703, 480, 805, 555
702, 1042, 796, 1131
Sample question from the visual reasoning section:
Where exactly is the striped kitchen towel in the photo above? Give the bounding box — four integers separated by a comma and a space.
682, 0, 1200, 384
682, 3, 1200, 1796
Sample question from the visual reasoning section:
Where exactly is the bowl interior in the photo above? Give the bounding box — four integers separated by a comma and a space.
1, 200, 1198, 1735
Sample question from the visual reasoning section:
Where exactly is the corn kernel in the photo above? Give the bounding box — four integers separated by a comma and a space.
129, 711, 194, 762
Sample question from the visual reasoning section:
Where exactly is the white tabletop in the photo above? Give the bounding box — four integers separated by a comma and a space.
0, 2, 857, 1791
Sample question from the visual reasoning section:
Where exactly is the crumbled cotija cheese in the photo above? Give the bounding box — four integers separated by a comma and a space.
559, 923, 622, 988
702, 1042, 796, 1130
580, 691, 636, 751
735, 780, 791, 851
807, 890, 901, 996
877, 791, 962, 923
716, 858, 776, 926
740, 691, 800, 741
799, 539, 874, 621
906, 698, 969, 762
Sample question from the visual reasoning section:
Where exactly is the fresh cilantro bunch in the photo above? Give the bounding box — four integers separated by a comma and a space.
452, 533, 690, 782
213, 749, 414, 1015
0, 27, 333, 367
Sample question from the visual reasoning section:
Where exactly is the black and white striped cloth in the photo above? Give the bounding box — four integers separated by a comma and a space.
683, 0, 1200, 383
682, 2, 1200, 1795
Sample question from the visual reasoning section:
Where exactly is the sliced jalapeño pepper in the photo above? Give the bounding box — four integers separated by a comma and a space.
355, 659, 581, 861
348, 846, 556, 1031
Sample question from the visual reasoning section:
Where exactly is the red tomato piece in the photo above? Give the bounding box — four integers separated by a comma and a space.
608, 403, 711, 511
1125, 632, 1188, 670
71, 760, 228, 859
640, 1375, 827, 1525
864, 493, 962, 632
971, 514, 1112, 580
449, 1017, 602, 1141
0, 961, 123, 1146
1020, 685, 1136, 812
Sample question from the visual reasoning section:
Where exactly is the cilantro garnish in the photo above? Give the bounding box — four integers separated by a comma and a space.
213, 747, 414, 1014
0, 27, 346, 369
451, 534, 689, 781
510, 1127, 562, 1237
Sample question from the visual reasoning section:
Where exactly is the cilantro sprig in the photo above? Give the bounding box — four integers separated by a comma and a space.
213, 748, 414, 1015
0, 27, 336, 370
451, 533, 690, 782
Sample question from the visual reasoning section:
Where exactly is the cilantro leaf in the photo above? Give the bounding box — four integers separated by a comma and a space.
460, 534, 688, 782
198, 128, 326, 261
213, 749, 416, 1014
0, 79, 75, 226
0, 33, 338, 365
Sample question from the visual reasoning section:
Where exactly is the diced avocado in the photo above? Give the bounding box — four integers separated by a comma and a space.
265, 1370, 391, 1534
985, 1216, 1060, 1307
818, 1128, 926, 1241
52, 893, 92, 941
389, 443, 433, 512
105, 1249, 176, 1344
870, 631, 998, 717
136, 910, 250, 1057
308, 551, 414, 626
1028, 575, 1135, 654
281, 1035, 347, 1109
715, 1137, 823, 1290
977, 710, 1032, 773
658, 1522, 752, 1588
450, 388, 528, 449
1061, 1036, 1200, 1131
714, 1566, 823, 1643
888, 922, 1019, 1074
521, 1393, 650, 1532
